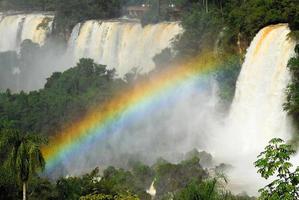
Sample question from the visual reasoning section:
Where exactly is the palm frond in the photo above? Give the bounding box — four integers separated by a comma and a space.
16, 143, 30, 182
28, 143, 46, 173
0, 128, 46, 183
26, 133, 48, 145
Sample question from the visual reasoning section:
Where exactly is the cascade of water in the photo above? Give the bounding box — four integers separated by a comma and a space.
55, 24, 298, 196
0, 13, 53, 52
0, 16, 180, 91
67, 20, 182, 76
1, 13, 296, 196
212, 24, 296, 194
146, 180, 157, 198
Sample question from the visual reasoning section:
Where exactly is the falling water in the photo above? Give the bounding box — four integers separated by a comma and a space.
212, 24, 296, 194
146, 180, 157, 198
55, 24, 297, 196
0, 13, 296, 195
0, 13, 53, 52
229, 24, 295, 151
0, 16, 181, 91
67, 20, 182, 76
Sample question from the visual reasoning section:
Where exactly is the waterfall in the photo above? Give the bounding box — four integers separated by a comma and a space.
67, 20, 182, 76
0, 13, 53, 52
1, 14, 296, 195
228, 24, 295, 151
146, 180, 156, 198
0, 16, 180, 91
214, 24, 296, 194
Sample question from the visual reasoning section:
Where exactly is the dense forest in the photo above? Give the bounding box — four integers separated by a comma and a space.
0, 144, 255, 200
0, 0, 299, 199
0, 58, 127, 135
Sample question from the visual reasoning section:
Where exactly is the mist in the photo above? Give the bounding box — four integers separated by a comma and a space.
54, 24, 297, 196
0, 13, 297, 197
0, 13, 181, 92
0, 12, 67, 92
60, 76, 220, 170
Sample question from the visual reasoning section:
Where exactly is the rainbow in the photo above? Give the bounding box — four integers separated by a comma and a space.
42, 53, 233, 172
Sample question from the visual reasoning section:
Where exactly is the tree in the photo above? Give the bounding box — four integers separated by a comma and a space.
255, 138, 299, 200
173, 179, 220, 200
0, 127, 46, 200
284, 44, 299, 132
225, 0, 299, 44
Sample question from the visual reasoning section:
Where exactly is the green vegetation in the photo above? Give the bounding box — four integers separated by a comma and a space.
225, 0, 299, 42
0, 123, 46, 200
0, 58, 127, 136
151, 0, 299, 106
154, 156, 207, 198
171, 0, 299, 58
255, 138, 299, 200
0, 0, 299, 199
53, 0, 123, 37
0, 146, 254, 200
80, 193, 139, 200
285, 44, 299, 134
172, 1, 227, 58
154, 0, 298, 103
0, 0, 298, 102
173, 179, 254, 200
214, 55, 241, 104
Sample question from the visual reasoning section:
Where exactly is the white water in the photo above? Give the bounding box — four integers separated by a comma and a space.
0, 16, 180, 91
229, 24, 295, 153
0, 13, 296, 196
0, 13, 53, 52
58, 24, 297, 196
146, 180, 156, 198
211, 24, 296, 194
67, 20, 182, 76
